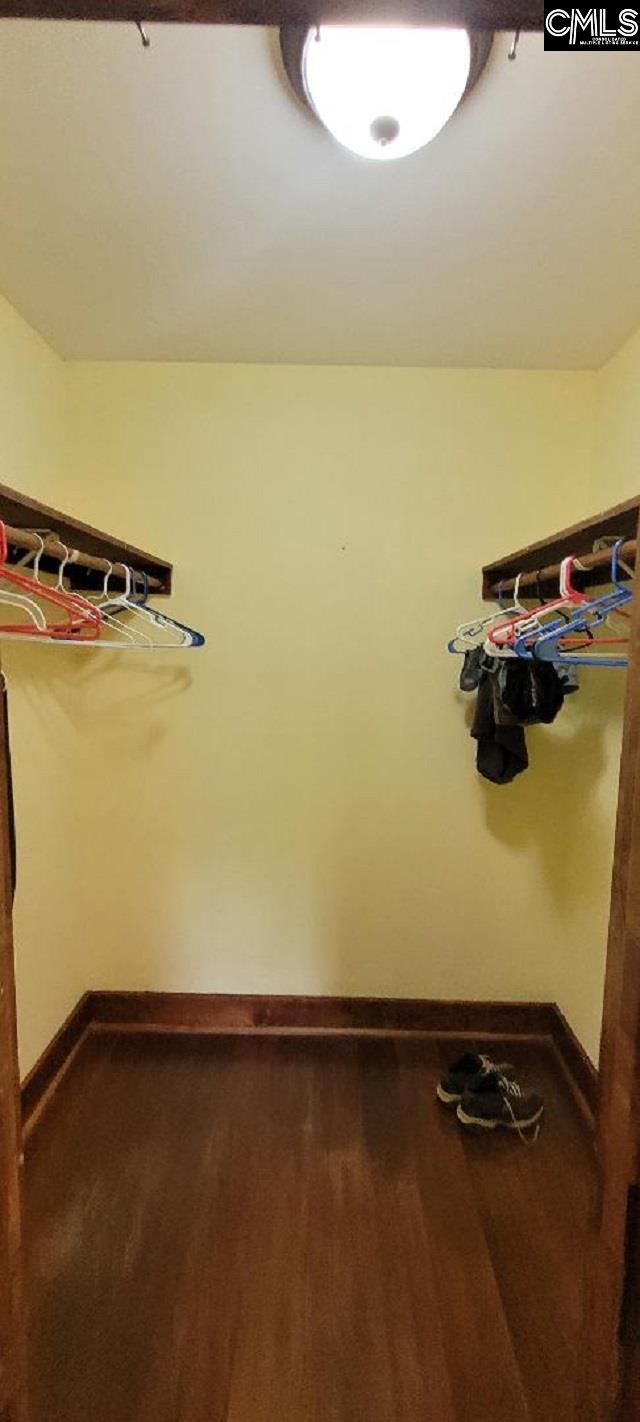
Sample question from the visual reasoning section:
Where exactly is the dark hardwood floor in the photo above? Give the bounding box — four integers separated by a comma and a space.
23, 1031, 596, 1422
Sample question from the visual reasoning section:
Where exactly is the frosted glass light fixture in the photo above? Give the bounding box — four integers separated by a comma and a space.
280, 25, 492, 162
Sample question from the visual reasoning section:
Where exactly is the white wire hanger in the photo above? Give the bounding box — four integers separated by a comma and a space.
94, 561, 191, 649
448, 574, 526, 655
0, 532, 99, 644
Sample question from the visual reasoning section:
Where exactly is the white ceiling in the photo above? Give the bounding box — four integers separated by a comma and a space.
0, 21, 639, 368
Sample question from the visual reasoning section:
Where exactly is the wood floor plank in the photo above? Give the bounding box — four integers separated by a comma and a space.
395, 1037, 533, 1422
23, 1031, 596, 1422
457, 1039, 596, 1422
353, 1038, 457, 1422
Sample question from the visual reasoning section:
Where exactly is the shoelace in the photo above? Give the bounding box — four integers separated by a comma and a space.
474, 1059, 513, 1086
496, 1073, 541, 1145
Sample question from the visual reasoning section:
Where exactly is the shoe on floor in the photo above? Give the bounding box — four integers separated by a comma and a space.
436, 1053, 513, 1108
456, 1069, 544, 1135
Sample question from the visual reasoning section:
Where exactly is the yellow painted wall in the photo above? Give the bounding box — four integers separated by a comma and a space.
5, 284, 638, 1073
596, 324, 640, 502
61, 362, 608, 1047
0, 293, 88, 1073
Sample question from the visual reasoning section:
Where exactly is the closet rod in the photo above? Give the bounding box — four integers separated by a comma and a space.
485, 538, 637, 599
2, 526, 164, 591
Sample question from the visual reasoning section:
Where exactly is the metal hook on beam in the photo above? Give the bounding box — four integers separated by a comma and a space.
508, 27, 521, 60
136, 20, 151, 48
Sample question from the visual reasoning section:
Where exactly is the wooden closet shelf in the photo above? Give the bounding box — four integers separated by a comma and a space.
0, 482, 172, 594
482, 494, 640, 600
0, 0, 544, 31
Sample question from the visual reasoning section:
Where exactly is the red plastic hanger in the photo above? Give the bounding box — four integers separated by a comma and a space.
487, 557, 590, 652
0, 523, 102, 640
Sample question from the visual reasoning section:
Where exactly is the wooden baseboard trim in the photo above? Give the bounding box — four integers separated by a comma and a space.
21, 993, 93, 1130
88, 990, 559, 1036
547, 1003, 598, 1119
21, 992, 598, 1133
91, 1020, 552, 1044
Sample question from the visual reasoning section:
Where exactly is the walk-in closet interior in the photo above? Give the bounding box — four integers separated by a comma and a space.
0, 6, 639, 1421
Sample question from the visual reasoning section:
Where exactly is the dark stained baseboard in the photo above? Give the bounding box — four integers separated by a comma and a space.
547, 1004, 598, 1118
21, 992, 93, 1129
21, 991, 598, 1130
89, 990, 559, 1037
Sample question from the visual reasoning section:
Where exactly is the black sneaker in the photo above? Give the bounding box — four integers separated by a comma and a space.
456, 1069, 544, 1136
436, 1053, 513, 1108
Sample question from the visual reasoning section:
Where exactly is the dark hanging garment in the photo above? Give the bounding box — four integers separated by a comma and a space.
459, 647, 486, 691
494, 659, 566, 726
556, 665, 580, 696
471, 675, 529, 785
458, 644, 578, 785
459, 647, 499, 691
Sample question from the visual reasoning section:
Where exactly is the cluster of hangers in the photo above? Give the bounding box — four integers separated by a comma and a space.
448, 539, 632, 669
0, 523, 204, 648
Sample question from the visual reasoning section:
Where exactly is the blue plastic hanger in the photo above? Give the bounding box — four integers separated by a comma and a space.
130, 570, 206, 648
514, 540, 631, 667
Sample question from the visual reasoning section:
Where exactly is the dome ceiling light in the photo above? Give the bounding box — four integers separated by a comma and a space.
280, 24, 492, 162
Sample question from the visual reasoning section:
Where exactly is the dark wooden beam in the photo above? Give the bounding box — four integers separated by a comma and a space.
483, 538, 637, 601
0, 0, 543, 29
482, 494, 640, 599
0, 480, 172, 595
576, 505, 640, 1422
0, 674, 29, 1422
